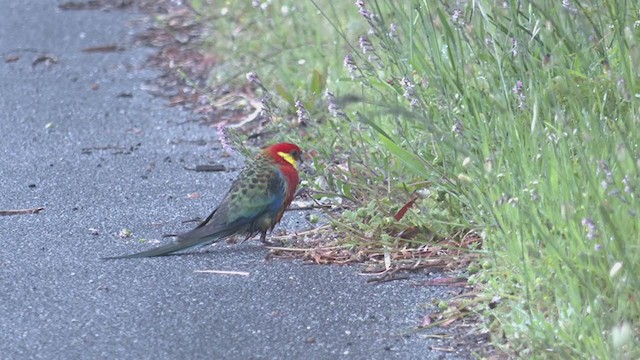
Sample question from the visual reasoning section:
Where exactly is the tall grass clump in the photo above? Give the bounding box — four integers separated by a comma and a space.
197, 0, 356, 109
197, 0, 639, 357
310, 0, 639, 357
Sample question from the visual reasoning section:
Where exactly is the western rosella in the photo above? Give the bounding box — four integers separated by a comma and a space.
106, 142, 302, 259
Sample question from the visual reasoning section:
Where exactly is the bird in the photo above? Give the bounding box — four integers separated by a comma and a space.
105, 142, 303, 259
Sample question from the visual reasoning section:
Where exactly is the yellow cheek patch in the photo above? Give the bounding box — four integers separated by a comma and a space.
277, 152, 298, 170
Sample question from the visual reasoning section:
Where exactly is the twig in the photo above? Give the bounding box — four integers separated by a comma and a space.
265, 245, 343, 252
81, 45, 125, 53
366, 269, 411, 284
182, 164, 227, 172
194, 270, 250, 276
285, 205, 330, 212
429, 346, 455, 352
366, 274, 411, 284
0, 207, 45, 216
420, 334, 450, 340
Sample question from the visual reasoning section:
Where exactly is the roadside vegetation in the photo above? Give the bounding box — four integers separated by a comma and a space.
187, 0, 639, 357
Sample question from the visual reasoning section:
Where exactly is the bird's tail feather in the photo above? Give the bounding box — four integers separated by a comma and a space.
103, 228, 235, 259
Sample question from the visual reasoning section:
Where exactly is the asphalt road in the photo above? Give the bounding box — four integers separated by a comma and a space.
0, 2, 472, 359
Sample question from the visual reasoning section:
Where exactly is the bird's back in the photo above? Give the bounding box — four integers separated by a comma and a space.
179, 154, 290, 242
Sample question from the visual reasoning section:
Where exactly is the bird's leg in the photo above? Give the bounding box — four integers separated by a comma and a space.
260, 231, 282, 246
259, 231, 273, 245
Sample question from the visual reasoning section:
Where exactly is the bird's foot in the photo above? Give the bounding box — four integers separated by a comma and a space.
261, 238, 284, 247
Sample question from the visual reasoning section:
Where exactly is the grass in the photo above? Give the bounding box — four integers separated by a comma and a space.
189, 0, 639, 357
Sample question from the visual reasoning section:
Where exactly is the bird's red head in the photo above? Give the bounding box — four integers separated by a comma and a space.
264, 142, 303, 170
